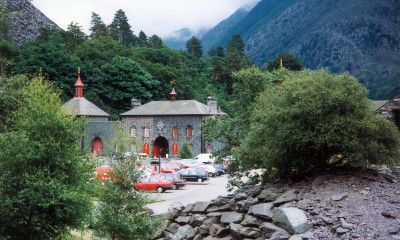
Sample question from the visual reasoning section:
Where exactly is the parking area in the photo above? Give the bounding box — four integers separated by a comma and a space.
147, 174, 230, 215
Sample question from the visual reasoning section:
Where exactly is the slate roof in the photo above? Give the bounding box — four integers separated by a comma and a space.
120, 100, 223, 116
373, 100, 389, 111
62, 98, 110, 117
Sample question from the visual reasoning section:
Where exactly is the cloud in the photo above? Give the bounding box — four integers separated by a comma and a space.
33, 0, 260, 37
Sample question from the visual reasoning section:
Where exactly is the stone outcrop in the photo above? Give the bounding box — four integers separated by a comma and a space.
5, 0, 60, 45
153, 186, 313, 240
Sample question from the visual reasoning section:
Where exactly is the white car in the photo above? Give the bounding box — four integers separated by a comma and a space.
199, 164, 219, 177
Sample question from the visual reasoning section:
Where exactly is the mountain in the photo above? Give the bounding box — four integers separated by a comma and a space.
5, 0, 60, 45
202, 0, 400, 100
163, 28, 208, 50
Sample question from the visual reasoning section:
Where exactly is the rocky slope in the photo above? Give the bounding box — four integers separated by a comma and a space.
153, 166, 400, 239
202, 0, 400, 100
5, 0, 60, 45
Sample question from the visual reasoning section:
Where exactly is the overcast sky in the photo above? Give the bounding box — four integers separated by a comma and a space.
32, 0, 260, 38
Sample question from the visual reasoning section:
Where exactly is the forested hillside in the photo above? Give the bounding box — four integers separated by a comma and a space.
202, 0, 400, 100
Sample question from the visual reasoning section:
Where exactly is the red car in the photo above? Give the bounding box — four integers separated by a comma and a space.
94, 166, 113, 182
148, 164, 176, 174
134, 176, 174, 193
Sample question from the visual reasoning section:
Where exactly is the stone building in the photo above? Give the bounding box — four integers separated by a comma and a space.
62, 69, 117, 155
120, 89, 224, 158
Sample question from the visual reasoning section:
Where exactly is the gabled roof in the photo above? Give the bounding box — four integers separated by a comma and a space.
120, 100, 223, 116
373, 100, 389, 111
62, 98, 110, 117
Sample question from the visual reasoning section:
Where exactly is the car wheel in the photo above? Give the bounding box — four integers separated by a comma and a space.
156, 186, 164, 193
197, 178, 203, 183
208, 172, 214, 177
172, 184, 177, 190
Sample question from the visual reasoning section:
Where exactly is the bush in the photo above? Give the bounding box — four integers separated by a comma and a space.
179, 140, 193, 159
239, 69, 400, 180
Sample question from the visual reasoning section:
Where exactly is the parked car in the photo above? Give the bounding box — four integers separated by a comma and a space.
93, 166, 112, 182
153, 173, 186, 189
133, 176, 174, 193
178, 168, 208, 182
147, 164, 177, 174
199, 164, 219, 177
194, 153, 216, 163
212, 163, 228, 174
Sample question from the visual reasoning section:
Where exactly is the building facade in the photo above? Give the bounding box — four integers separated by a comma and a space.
120, 90, 224, 158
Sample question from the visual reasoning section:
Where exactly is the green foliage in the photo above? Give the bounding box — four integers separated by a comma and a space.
186, 36, 203, 58
0, 75, 92, 239
93, 123, 158, 240
100, 56, 160, 117
109, 9, 136, 47
266, 52, 304, 72
0, 37, 18, 75
179, 140, 193, 159
240, 70, 400, 180
227, 34, 246, 57
90, 12, 109, 38
65, 22, 87, 53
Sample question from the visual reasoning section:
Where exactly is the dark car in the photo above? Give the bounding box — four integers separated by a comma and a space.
178, 168, 208, 182
153, 173, 186, 189
212, 163, 228, 174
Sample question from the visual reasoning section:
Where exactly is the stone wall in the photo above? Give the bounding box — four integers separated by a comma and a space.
83, 121, 118, 154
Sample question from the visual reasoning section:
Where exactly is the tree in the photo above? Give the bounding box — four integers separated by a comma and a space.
227, 34, 246, 57
90, 12, 109, 38
216, 46, 225, 57
109, 9, 136, 46
266, 52, 304, 71
186, 36, 203, 58
65, 21, 87, 53
0, 0, 18, 75
93, 123, 158, 240
179, 140, 193, 159
0, 75, 92, 239
208, 47, 217, 57
148, 34, 163, 48
240, 70, 400, 180
138, 30, 148, 46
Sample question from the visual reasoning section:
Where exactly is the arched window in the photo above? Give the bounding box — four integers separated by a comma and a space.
186, 126, 193, 138
172, 126, 178, 139
207, 144, 213, 153
143, 143, 149, 154
172, 144, 178, 154
144, 127, 150, 138
130, 126, 137, 138
92, 137, 103, 155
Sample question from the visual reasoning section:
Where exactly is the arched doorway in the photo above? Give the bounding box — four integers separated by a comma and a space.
92, 137, 103, 156
153, 136, 169, 158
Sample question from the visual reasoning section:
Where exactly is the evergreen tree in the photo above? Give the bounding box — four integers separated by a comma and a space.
90, 12, 108, 38
148, 34, 163, 48
208, 47, 217, 57
65, 22, 87, 53
227, 34, 246, 57
109, 9, 136, 47
216, 46, 225, 57
179, 140, 193, 159
138, 30, 148, 46
0, 0, 18, 75
186, 36, 203, 58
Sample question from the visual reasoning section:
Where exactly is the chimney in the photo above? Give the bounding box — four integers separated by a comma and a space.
74, 67, 84, 98
131, 99, 141, 109
170, 88, 177, 101
207, 97, 217, 113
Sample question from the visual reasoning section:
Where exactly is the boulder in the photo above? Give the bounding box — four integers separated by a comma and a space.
169, 202, 185, 212
241, 214, 263, 227
230, 223, 262, 239
176, 216, 192, 224
207, 203, 236, 212
260, 222, 288, 238
174, 225, 196, 240
166, 222, 181, 234
209, 223, 230, 237
203, 235, 235, 240
248, 203, 274, 220
190, 214, 207, 227
272, 207, 313, 234
257, 189, 279, 202
192, 202, 213, 213
274, 189, 299, 205
331, 193, 348, 201
183, 203, 195, 213
207, 212, 224, 217
220, 212, 244, 224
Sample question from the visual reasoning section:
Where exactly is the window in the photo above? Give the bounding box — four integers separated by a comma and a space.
130, 126, 137, 138
187, 126, 193, 137
189, 144, 193, 151
172, 144, 178, 154
143, 143, 149, 154
144, 127, 150, 138
172, 126, 178, 139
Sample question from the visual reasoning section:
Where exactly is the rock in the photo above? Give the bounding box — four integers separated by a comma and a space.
220, 212, 244, 224
192, 202, 213, 213
233, 192, 249, 201
203, 235, 235, 240
248, 203, 274, 220
241, 214, 263, 227
272, 207, 313, 234
209, 224, 230, 237
207, 212, 224, 217
207, 203, 236, 212
381, 211, 397, 219
175, 225, 196, 240
289, 235, 303, 240
193, 233, 203, 240
190, 214, 207, 227
230, 223, 262, 239
183, 203, 195, 213
270, 230, 291, 240
320, 216, 334, 225
166, 222, 181, 234
336, 227, 349, 234
175, 216, 192, 224
169, 202, 185, 212
260, 222, 288, 238
274, 189, 299, 205
257, 189, 279, 202
331, 193, 348, 201
340, 218, 354, 229
352, 233, 361, 238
